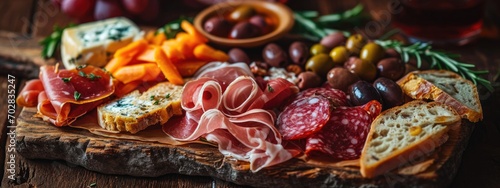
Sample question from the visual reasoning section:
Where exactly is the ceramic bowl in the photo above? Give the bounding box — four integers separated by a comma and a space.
194, 1, 294, 48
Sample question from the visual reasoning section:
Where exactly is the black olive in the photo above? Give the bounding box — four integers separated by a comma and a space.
288, 41, 309, 66
263, 43, 288, 67
377, 58, 405, 81
327, 67, 359, 92
296, 71, 322, 90
348, 80, 382, 106
373, 77, 404, 109
230, 21, 260, 39
204, 17, 232, 37
228, 48, 250, 64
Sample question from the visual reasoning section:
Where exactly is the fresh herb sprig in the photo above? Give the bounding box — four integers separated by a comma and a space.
74, 91, 81, 101
316, 4, 365, 25
40, 24, 74, 59
375, 40, 493, 91
157, 16, 194, 39
292, 4, 367, 41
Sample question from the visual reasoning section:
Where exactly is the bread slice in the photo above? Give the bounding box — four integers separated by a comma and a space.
360, 100, 461, 178
97, 82, 183, 134
397, 70, 482, 122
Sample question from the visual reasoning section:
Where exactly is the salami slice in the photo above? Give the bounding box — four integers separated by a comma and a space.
296, 87, 349, 107
277, 96, 331, 140
305, 101, 382, 160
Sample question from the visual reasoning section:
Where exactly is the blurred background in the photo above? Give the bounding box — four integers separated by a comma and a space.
1, 0, 499, 40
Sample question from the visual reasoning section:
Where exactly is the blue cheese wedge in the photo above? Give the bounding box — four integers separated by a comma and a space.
61, 17, 140, 69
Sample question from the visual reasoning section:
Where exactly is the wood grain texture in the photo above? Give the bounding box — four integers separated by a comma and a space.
0, 0, 35, 34
13, 107, 474, 188
0, 31, 56, 68
1, 155, 236, 188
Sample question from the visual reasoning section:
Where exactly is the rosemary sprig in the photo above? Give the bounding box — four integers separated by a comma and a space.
316, 4, 364, 24
40, 24, 75, 59
291, 4, 367, 41
375, 40, 493, 91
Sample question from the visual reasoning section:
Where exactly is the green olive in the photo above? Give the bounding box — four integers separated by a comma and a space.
310, 44, 329, 56
345, 34, 366, 55
305, 54, 335, 78
360, 42, 385, 64
228, 5, 256, 22
345, 57, 377, 81
329, 46, 349, 65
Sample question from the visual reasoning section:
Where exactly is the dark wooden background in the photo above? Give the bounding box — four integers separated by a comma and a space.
0, 0, 499, 187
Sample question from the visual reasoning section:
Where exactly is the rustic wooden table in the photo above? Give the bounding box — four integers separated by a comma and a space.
0, 0, 499, 187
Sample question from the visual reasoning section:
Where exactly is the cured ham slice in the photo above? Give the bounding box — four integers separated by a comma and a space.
164, 74, 299, 172
181, 77, 222, 113
37, 91, 106, 126
262, 78, 300, 109
223, 76, 265, 114
17, 79, 45, 107
206, 129, 293, 172
17, 65, 115, 126
193, 62, 253, 90
38, 65, 115, 126
193, 109, 278, 147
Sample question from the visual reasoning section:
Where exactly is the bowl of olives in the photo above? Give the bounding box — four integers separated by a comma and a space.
193, 1, 294, 48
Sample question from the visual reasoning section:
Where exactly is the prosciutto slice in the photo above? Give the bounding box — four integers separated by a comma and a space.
164, 75, 299, 172
194, 62, 253, 90
223, 76, 265, 114
17, 65, 115, 126
17, 79, 45, 107
181, 77, 222, 113
262, 78, 300, 109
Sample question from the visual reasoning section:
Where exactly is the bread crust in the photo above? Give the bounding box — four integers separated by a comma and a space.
97, 82, 182, 134
98, 103, 174, 133
360, 100, 461, 178
397, 70, 483, 122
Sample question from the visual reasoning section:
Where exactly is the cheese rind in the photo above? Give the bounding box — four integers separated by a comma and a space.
61, 17, 139, 70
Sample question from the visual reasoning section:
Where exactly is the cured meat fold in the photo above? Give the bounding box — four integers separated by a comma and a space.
164, 75, 299, 172
18, 65, 115, 126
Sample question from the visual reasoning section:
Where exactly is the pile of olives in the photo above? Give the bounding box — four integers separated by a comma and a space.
227, 40, 322, 90
203, 5, 274, 39
227, 32, 410, 109
308, 33, 407, 109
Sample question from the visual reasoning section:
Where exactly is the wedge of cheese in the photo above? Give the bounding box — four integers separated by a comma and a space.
61, 17, 140, 70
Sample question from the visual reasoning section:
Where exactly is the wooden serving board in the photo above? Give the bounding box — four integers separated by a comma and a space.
16, 107, 474, 188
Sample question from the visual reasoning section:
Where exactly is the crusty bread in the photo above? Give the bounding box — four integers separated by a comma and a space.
397, 70, 482, 122
97, 82, 183, 134
360, 100, 461, 178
